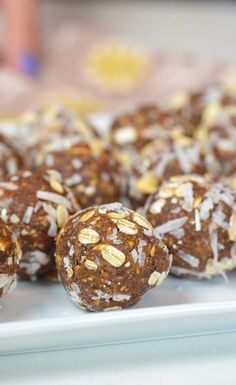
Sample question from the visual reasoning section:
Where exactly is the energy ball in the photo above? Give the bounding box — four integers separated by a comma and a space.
33, 139, 127, 209
110, 105, 180, 153
55, 202, 171, 312
128, 132, 217, 209
199, 105, 236, 173
0, 219, 21, 298
171, 84, 236, 137
0, 168, 78, 280
145, 175, 236, 279
0, 133, 23, 177
19, 104, 97, 150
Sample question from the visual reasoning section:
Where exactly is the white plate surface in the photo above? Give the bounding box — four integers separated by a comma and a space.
1, 272, 236, 355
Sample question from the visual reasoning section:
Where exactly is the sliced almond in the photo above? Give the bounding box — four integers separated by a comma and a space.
78, 228, 100, 244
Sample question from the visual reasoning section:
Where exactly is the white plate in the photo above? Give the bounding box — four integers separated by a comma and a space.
1, 272, 236, 355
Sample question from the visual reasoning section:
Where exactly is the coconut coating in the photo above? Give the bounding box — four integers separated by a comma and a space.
33, 139, 126, 209
110, 105, 180, 153
145, 175, 236, 279
128, 133, 216, 209
0, 218, 21, 298
55, 202, 171, 312
0, 133, 23, 177
0, 168, 78, 280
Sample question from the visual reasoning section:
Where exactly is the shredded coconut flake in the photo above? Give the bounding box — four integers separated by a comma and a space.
101, 202, 123, 211
0, 182, 18, 190
22, 206, 34, 224
170, 228, 185, 239
47, 215, 58, 237
154, 216, 188, 235
178, 250, 200, 268
65, 174, 82, 186
194, 209, 201, 231
36, 190, 72, 210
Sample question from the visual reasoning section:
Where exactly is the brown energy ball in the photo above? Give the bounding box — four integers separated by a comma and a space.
0, 133, 23, 177
55, 202, 171, 312
33, 139, 127, 209
196, 104, 236, 173
171, 83, 236, 137
110, 104, 180, 153
0, 219, 21, 298
19, 104, 97, 150
128, 132, 217, 209
145, 175, 236, 279
0, 168, 78, 281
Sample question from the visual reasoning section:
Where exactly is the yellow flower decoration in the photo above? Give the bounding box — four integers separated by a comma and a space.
86, 41, 150, 91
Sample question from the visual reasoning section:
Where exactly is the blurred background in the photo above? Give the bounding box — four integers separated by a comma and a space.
0, 0, 236, 114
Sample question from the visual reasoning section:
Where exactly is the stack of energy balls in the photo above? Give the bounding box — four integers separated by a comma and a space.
0, 82, 236, 312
